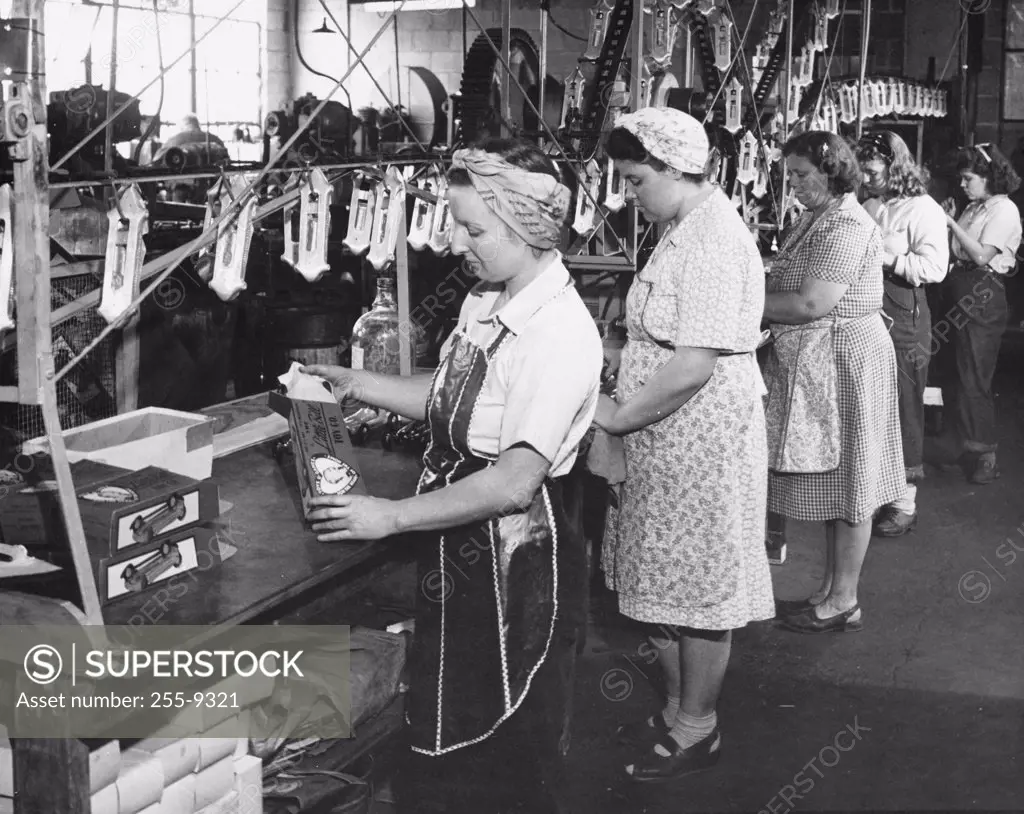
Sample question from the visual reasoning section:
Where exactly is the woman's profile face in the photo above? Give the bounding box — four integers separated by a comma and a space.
786, 154, 833, 211
615, 159, 685, 224
448, 184, 533, 284
861, 158, 889, 198
959, 170, 989, 201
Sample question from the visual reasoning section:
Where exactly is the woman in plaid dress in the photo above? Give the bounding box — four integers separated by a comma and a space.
764, 132, 904, 634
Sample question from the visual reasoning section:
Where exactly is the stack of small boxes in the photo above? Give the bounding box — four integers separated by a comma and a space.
0, 729, 264, 814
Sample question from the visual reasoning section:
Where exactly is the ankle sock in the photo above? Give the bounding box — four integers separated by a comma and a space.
659, 710, 717, 754
659, 693, 680, 727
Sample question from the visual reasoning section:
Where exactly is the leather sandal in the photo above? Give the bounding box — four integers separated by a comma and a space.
625, 728, 722, 784
776, 604, 863, 634
774, 597, 821, 618
616, 713, 670, 748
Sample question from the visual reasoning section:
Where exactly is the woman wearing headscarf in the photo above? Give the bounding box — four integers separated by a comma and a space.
939, 143, 1022, 484
857, 130, 949, 536
304, 139, 603, 813
764, 131, 904, 633
595, 108, 775, 783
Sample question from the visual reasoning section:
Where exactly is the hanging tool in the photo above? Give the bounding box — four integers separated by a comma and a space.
408, 167, 441, 252
368, 166, 406, 271
710, 8, 733, 71
560, 67, 586, 133
343, 172, 378, 256
428, 174, 453, 256
724, 77, 743, 133
696, 0, 717, 14
812, 5, 829, 51
603, 158, 625, 213
736, 131, 758, 185
194, 182, 224, 284
294, 167, 333, 283
572, 159, 603, 238
648, 1, 675, 68
209, 174, 257, 302
281, 195, 301, 272
825, 0, 841, 17
797, 45, 816, 87
585, 0, 615, 60
0, 185, 13, 334
98, 184, 149, 326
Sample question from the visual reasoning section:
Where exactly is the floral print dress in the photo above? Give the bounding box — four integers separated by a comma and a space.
602, 190, 776, 630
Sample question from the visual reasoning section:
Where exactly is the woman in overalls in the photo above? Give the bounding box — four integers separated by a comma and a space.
304, 139, 603, 813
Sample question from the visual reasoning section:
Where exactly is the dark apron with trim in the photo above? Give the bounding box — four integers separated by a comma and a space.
405, 286, 586, 760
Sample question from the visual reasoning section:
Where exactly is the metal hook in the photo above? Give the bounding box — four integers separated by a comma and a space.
304, 162, 319, 203
110, 182, 127, 224
218, 166, 236, 202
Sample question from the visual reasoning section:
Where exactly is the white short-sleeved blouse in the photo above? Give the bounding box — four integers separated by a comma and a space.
437, 254, 603, 478
952, 194, 1023, 275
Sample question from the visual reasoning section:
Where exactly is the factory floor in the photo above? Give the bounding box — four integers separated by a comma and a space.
367, 364, 1024, 813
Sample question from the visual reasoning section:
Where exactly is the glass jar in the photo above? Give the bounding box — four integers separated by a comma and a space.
350, 274, 428, 374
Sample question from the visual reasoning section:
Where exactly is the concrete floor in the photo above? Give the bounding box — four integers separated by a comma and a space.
369, 367, 1024, 812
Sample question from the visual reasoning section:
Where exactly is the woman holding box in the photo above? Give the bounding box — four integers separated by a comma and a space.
304, 138, 603, 813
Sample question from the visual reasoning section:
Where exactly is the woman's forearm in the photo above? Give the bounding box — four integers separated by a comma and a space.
949, 220, 998, 267
393, 449, 548, 533
764, 291, 816, 324
609, 352, 715, 435
357, 371, 435, 420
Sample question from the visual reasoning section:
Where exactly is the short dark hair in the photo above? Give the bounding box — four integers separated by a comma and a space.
856, 130, 930, 198
783, 131, 861, 196
448, 137, 563, 188
605, 126, 706, 183
956, 143, 1021, 196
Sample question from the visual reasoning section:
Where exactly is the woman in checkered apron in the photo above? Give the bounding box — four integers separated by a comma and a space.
764, 131, 905, 634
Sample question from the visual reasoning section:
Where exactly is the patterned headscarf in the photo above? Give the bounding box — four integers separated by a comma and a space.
449, 148, 571, 250
614, 107, 709, 175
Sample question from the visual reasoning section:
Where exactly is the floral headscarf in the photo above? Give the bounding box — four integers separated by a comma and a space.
450, 148, 571, 250
613, 107, 709, 175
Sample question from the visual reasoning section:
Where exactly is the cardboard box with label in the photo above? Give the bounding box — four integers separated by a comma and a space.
268, 364, 367, 518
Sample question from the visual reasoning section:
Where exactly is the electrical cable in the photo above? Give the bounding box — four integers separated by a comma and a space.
133, 0, 166, 165
544, 4, 586, 43
933, 12, 969, 90
294, 0, 353, 115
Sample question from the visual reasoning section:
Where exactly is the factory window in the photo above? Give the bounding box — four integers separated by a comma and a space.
44, 0, 264, 146
828, 0, 905, 78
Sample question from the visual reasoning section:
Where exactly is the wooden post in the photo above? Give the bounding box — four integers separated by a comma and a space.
10, 0, 104, 625
12, 739, 91, 814
501, 0, 511, 137
396, 196, 412, 377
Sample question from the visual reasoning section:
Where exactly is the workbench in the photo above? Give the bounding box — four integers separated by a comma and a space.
6, 394, 426, 814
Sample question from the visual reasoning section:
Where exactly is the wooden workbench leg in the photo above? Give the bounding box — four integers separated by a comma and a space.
12, 739, 91, 814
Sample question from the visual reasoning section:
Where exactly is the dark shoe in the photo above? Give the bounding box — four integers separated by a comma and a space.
765, 531, 787, 566
969, 453, 1000, 485
625, 728, 722, 784
616, 713, 670, 748
776, 604, 863, 634
774, 597, 820, 618
872, 505, 918, 537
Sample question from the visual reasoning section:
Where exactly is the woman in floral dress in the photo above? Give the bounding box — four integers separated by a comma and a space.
595, 108, 774, 784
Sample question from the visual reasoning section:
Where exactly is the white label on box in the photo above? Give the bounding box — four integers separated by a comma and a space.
117, 491, 201, 550
106, 537, 200, 600
351, 345, 364, 370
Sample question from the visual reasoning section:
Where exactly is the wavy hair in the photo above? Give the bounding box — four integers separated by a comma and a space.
856, 130, 930, 198
783, 131, 860, 196
956, 143, 1022, 196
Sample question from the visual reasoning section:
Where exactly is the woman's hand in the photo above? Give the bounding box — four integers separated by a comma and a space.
941, 197, 958, 223
307, 495, 400, 542
300, 365, 366, 404
593, 394, 621, 435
